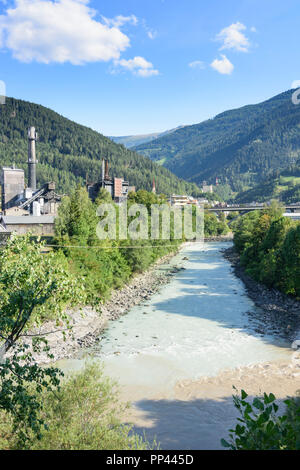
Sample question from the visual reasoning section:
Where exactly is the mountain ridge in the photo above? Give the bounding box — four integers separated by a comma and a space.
134, 89, 300, 192
109, 125, 186, 149
0, 97, 201, 196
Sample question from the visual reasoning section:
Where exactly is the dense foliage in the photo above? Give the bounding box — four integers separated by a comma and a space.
0, 230, 158, 449
135, 90, 300, 191
54, 187, 182, 304
204, 212, 229, 237
222, 389, 300, 450
235, 164, 300, 203
233, 204, 300, 296
0, 235, 86, 446
0, 363, 153, 450
0, 97, 201, 196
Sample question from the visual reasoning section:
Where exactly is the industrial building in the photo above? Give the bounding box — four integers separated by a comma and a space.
0, 215, 55, 236
1, 127, 62, 218
1, 167, 25, 211
0, 126, 63, 236
87, 159, 134, 203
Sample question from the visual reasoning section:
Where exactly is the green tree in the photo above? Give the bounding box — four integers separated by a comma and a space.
233, 208, 300, 297
0, 235, 86, 446
280, 224, 300, 296
0, 364, 154, 450
68, 185, 98, 245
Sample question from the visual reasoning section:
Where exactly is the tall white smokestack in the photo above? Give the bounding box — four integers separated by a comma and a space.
28, 126, 38, 190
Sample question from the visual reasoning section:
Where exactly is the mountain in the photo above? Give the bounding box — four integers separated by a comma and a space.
234, 163, 300, 204
0, 98, 200, 196
109, 126, 185, 149
134, 90, 300, 192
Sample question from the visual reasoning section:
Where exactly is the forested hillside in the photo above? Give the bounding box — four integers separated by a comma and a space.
0, 98, 200, 196
235, 162, 300, 203
135, 90, 300, 192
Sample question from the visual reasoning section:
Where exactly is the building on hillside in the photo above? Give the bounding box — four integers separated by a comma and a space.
169, 194, 199, 206
202, 182, 213, 194
87, 159, 131, 204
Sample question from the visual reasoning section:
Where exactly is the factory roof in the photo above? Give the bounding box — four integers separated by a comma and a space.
0, 215, 55, 225
2, 167, 24, 171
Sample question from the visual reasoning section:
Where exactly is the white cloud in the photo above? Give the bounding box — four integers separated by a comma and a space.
211, 55, 234, 75
102, 14, 138, 28
189, 60, 205, 69
0, 0, 133, 64
216, 22, 250, 52
137, 67, 159, 77
0, 80, 6, 104
250, 26, 257, 33
117, 56, 159, 77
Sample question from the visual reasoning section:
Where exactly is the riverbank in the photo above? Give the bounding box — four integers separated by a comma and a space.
25, 248, 183, 364
204, 233, 233, 242
222, 246, 300, 342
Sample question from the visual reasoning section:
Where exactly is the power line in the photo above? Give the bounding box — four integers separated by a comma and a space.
45, 243, 182, 250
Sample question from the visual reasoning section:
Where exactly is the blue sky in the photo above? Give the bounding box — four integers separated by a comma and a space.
0, 0, 300, 135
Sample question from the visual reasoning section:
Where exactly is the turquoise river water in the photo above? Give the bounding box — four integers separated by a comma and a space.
58, 242, 295, 449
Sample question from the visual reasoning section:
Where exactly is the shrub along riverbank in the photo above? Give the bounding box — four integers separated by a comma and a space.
232, 202, 300, 298
0, 228, 157, 449
54, 187, 182, 306
54, 186, 230, 306
0, 363, 154, 450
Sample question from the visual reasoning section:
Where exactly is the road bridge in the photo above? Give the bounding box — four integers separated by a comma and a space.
208, 205, 300, 213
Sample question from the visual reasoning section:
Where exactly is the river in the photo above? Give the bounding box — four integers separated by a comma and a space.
58, 242, 296, 449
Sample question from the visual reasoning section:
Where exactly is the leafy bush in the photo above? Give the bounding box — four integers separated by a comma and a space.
204, 212, 229, 237
233, 205, 300, 297
0, 235, 86, 446
222, 389, 300, 450
55, 187, 182, 301
0, 363, 154, 450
